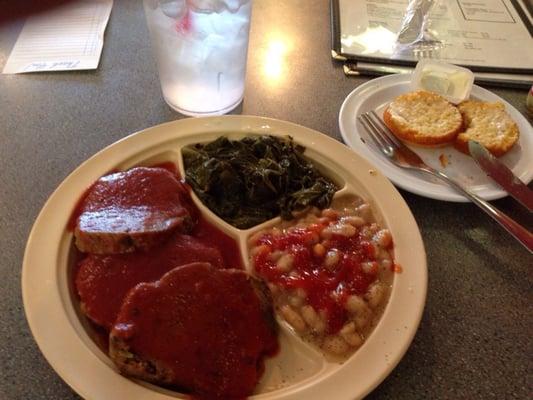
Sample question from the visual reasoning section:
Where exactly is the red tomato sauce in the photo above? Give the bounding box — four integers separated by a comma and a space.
192, 216, 243, 268
67, 163, 190, 231
68, 163, 274, 399
75, 233, 227, 329
71, 163, 243, 327
113, 263, 278, 400
253, 223, 378, 334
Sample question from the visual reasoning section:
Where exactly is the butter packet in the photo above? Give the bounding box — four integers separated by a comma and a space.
411, 59, 474, 104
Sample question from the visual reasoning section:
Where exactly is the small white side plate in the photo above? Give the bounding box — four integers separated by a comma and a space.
339, 74, 533, 202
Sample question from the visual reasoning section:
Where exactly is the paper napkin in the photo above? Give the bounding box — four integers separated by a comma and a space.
2, 0, 113, 74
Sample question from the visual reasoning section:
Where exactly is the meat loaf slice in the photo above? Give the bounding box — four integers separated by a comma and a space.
74, 167, 194, 254
109, 262, 278, 400
75, 233, 225, 329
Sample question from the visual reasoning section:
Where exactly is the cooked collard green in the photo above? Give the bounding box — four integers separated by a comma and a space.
183, 135, 338, 229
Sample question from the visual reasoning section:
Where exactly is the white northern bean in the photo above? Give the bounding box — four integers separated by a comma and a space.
280, 305, 306, 332
268, 250, 284, 262
321, 223, 356, 239
301, 305, 326, 334
250, 244, 268, 257
321, 208, 339, 219
322, 335, 349, 355
344, 332, 363, 347
288, 288, 307, 307
377, 248, 391, 261
339, 322, 363, 346
288, 295, 304, 308
345, 295, 368, 314
360, 226, 373, 240
313, 243, 326, 257
318, 217, 331, 225
380, 259, 392, 271
374, 229, 392, 248
336, 223, 356, 237
324, 249, 340, 270
276, 254, 294, 272
354, 307, 372, 330
365, 283, 384, 309
339, 321, 356, 335
361, 261, 377, 275
320, 227, 332, 240
342, 216, 365, 227
355, 203, 371, 220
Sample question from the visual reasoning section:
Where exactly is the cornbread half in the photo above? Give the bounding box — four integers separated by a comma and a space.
455, 100, 519, 157
383, 90, 463, 146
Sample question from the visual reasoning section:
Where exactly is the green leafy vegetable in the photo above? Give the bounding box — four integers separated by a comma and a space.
183, 135, 338, 229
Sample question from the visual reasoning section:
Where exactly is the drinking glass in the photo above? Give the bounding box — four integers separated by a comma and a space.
143, 0, 253, 116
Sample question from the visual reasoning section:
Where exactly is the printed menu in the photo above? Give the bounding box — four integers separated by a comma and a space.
332, 0, 533, 73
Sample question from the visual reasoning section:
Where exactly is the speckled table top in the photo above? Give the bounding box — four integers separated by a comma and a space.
0, 1, 532, 399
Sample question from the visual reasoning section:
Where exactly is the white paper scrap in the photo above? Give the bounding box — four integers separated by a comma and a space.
2, 0, 113, 74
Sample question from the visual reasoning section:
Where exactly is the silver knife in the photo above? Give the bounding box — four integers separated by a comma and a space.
468, 140, 533, 212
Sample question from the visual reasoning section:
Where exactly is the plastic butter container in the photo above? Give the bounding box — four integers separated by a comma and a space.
411, 59, 474, 104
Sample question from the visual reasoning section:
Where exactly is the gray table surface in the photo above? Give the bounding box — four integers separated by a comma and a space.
1, 1, 532, 399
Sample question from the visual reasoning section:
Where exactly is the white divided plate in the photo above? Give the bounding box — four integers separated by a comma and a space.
22, 116, 427, 400
339, 74, 533, 202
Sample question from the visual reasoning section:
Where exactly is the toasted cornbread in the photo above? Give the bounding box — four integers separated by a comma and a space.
383, 91, 463, 146
455, 100, 519, 157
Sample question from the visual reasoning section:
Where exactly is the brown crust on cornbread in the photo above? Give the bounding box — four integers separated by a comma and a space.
454, 100, 519, 157
383, 91, 463, 146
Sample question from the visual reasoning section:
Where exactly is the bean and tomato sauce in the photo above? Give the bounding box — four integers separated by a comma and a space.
250, 196, 396, 359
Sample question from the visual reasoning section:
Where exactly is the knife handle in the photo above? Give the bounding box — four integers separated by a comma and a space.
431, 169, 533, 253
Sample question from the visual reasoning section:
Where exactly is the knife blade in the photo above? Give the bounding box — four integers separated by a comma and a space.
468, 140, 533, 212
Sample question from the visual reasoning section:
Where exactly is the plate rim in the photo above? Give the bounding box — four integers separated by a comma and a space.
22, 115, 428, 400
338, 73, 533, 202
